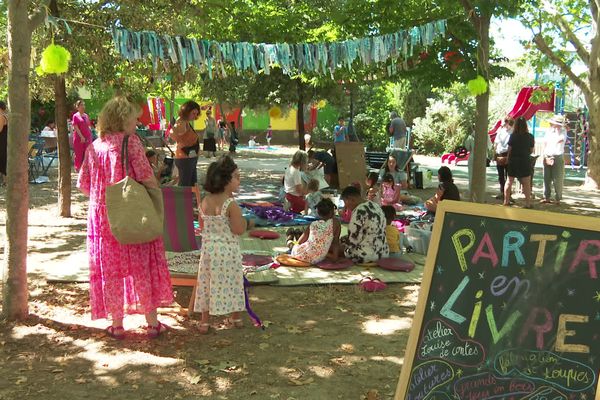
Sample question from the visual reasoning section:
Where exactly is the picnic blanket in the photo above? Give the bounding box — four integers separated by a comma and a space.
45, 227, 427, 286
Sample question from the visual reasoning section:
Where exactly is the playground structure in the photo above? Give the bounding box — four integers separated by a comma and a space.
442, 86, 556, 165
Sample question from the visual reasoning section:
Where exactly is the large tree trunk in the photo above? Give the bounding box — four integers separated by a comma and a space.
55, 76, 72, 216
3, 1, 36, 320
469, 16, 491, 203
297, 79, 305, 150
583, 89, 600, 189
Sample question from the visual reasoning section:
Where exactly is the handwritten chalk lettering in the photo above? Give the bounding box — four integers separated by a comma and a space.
522, 385, 568, 400
502, 231, 526, 267
448, 228, 598, 276
407, 360, 454, 400
518, 307, 553, 349
553, 230, 571, 273
441, 275, 525, 344
452, 228, 476, 272
453, 372, 535, 400
529, 234, 557, 267
419, 319, 485, 367
485, 305, 522, 344
471, 232, 499, 267
490, 275, 531, 303
494, 349, 595, 392
440, 276, 469, 324
555, 314, 590, 354
569, 239, 600, 279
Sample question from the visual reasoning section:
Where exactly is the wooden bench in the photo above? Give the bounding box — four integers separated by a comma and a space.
365, 151, 389, 170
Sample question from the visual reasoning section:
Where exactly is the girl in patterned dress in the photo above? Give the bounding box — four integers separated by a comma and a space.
380, 173, 404, 211
194, 156, 247, 334
291, 199, 340, 264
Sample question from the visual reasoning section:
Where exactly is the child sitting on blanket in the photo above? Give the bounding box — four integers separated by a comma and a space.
381, 173, 404, 211
291, 198, 340, 264
381, 205, 402, 256
304, 179, 323, 216
194, 155, 247, 334
366, 172, 381, 204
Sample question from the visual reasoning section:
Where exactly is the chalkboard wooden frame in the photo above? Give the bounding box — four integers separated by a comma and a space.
395, 200, 600, 399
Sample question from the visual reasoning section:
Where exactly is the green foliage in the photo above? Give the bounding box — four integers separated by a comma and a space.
411, 82, 475, 155
353, 83, 396, 151
392, 78, 432, 127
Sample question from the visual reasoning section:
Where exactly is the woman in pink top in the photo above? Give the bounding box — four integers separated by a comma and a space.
72, 99, 93, 171
77, 97, 173, 340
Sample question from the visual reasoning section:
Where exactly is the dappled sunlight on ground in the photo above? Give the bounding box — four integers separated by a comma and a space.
361, 316, 413, 336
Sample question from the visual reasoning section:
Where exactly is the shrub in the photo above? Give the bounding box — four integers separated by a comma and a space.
411, 83, 475, 155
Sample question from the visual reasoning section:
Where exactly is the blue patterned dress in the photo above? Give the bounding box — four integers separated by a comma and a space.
194, 198, 245, 315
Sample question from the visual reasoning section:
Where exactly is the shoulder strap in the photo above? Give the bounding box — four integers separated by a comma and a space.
121, 135, 130, 177
220, 197, 234, 216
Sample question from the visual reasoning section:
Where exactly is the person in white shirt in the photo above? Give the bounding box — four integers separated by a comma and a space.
41, 121, 57, 137
493, 117, 513, 200
541, 115, 566, 205
284, 150, 308, 213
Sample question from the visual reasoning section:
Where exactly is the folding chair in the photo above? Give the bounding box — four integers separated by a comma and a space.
162, 185, 202, 287
28, 140, 47, 183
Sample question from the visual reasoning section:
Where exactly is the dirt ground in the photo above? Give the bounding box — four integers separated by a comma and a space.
1, 147, 599, 400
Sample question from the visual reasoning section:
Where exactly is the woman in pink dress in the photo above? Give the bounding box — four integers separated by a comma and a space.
77, 97, 173, 340
72, 99, 94, 171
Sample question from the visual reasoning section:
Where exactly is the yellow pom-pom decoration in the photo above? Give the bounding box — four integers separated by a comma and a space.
269, 106, 282, 119
467, 75, 488, 97
39, 43, 71, 75
317, 100, 327, 109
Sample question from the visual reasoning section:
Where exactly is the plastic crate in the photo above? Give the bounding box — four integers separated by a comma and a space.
404, 226, 432, 255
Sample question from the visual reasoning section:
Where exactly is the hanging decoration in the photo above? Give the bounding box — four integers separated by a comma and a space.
110, 19, 446, 79
269, 106, 282, 119
316, 100, 327, 109
467, 75, 488, 97
443, 51, 464, 70
37, 43, 71, 75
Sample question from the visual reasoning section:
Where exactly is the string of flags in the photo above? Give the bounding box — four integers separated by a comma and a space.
111, 19, 447, 78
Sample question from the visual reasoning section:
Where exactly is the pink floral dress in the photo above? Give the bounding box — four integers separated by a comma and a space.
77, 133, 173, 320
291, 219, 334, 264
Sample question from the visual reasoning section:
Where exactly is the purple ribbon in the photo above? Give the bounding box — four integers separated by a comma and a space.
243, 276, 264, 329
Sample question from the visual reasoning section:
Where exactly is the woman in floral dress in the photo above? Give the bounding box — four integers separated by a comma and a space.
77, 97, 173, 339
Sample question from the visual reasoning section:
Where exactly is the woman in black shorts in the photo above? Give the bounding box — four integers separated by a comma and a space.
504, 117, 535, 209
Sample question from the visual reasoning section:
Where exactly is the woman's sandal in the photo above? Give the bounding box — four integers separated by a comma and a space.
199, 322, 210, 334
146, 321, 169, 339
106, 326, 125, 340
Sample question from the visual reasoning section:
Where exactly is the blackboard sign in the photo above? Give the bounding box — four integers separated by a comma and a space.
395, 201, 600, 400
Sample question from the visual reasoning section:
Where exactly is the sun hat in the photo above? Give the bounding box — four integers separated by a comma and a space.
548, 114, 566, 126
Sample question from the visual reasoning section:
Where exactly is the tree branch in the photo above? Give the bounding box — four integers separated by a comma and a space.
29, 0, 50, 31
459, 0, 480, 29
533, 33, 590, 96
542, 1, 590, 64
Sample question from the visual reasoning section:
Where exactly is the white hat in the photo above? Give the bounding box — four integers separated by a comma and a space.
548, 114, 566, 126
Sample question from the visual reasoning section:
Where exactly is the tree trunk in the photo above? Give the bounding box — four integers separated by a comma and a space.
583, 89, 600, 189
55, 76, 72, 216
297, 79, 305, 150
3, 1, 35, 320
469, 16, 491, 204
51, 0, 71, 217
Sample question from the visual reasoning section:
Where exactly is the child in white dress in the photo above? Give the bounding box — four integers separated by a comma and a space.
195, 156, 248, 333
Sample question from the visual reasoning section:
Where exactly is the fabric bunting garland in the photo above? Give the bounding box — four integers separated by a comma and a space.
111, 19, 446, 78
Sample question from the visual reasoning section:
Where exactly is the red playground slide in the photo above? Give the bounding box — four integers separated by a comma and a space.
488, 86, 555, 142
441, 86, 555, 165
